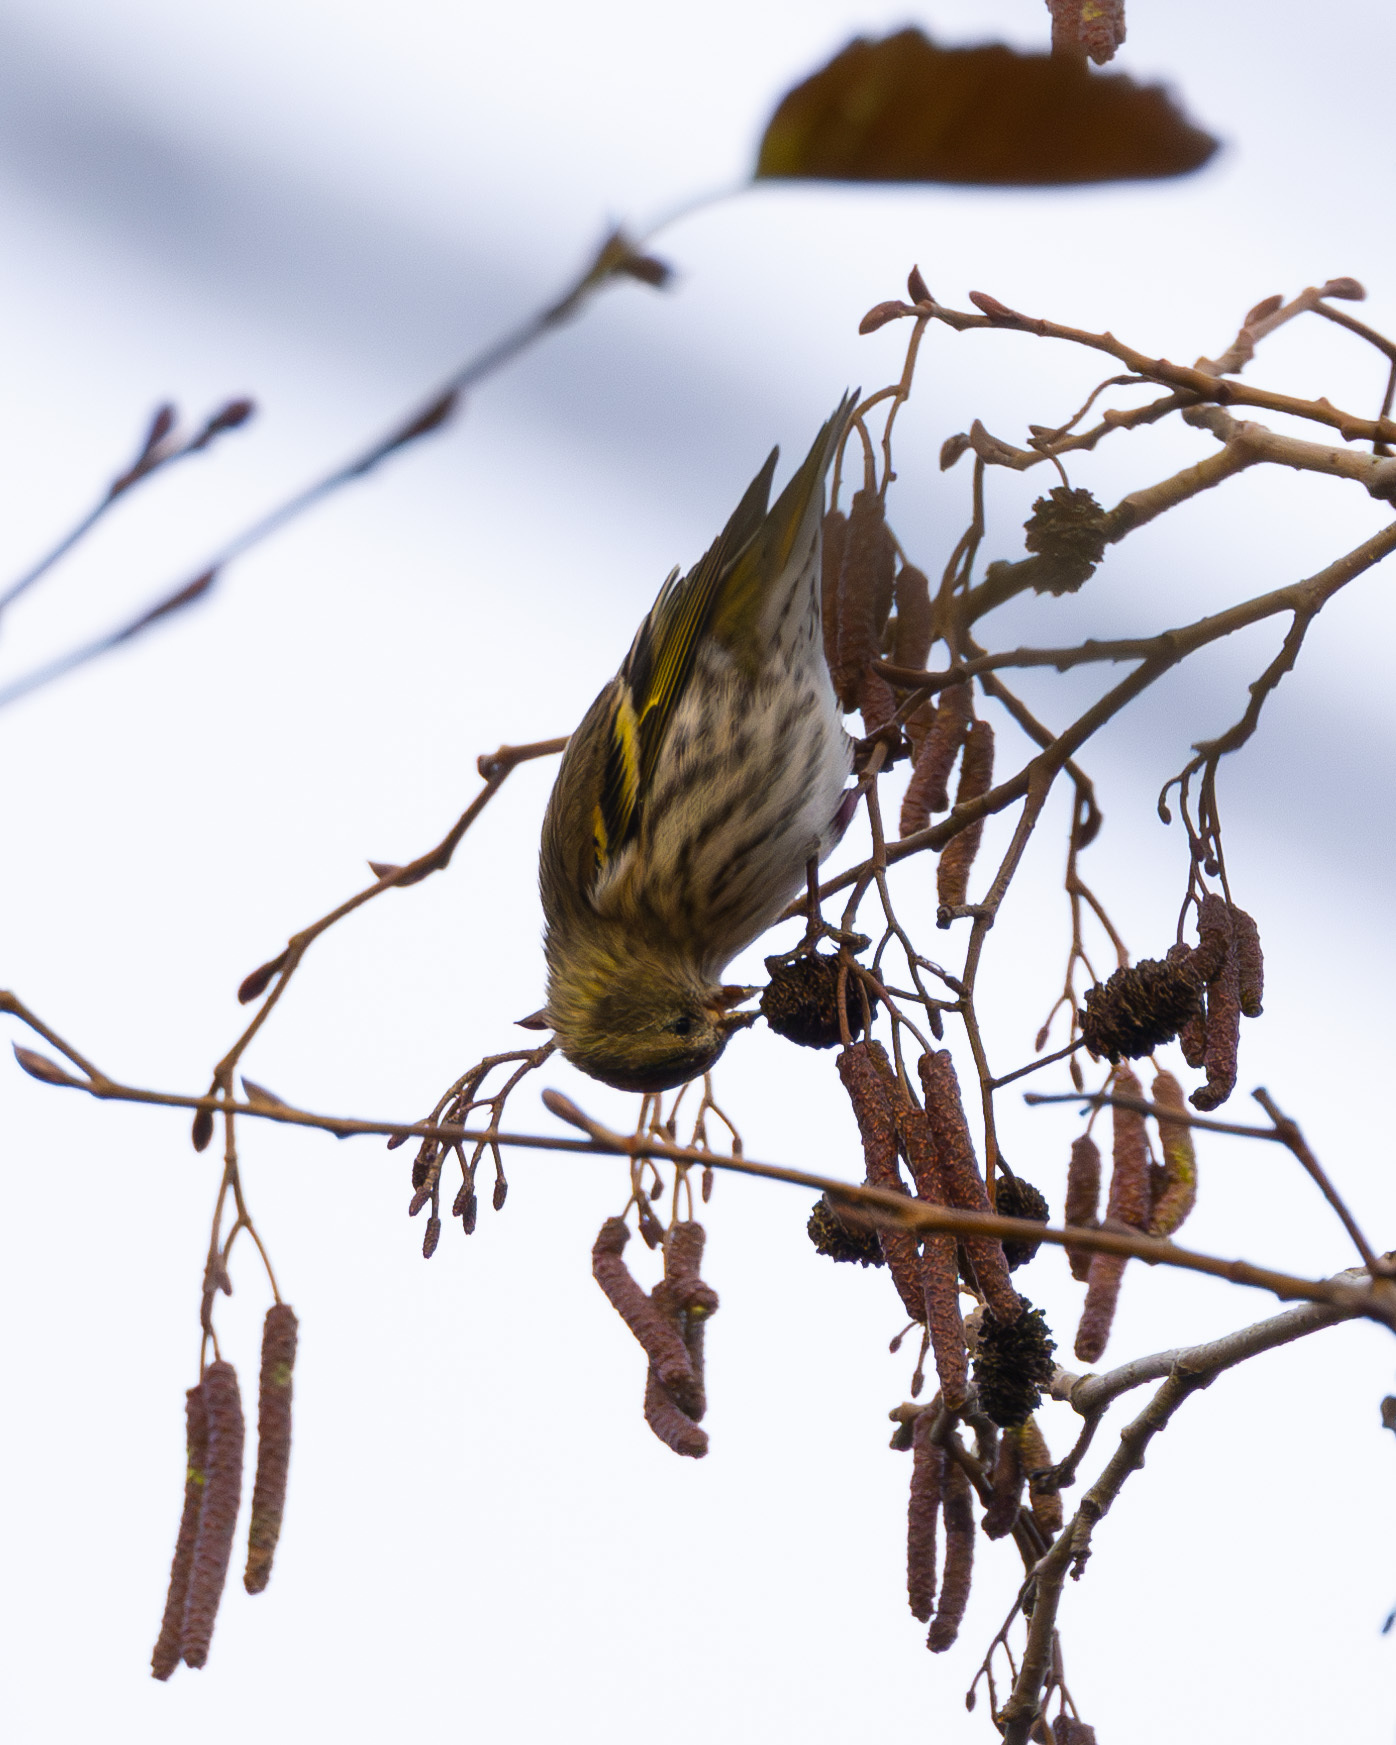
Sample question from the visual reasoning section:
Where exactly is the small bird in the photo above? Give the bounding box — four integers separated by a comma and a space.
540, 395, 858, 1092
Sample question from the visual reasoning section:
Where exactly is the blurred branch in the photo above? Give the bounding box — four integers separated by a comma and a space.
0, 229, 669, 711
0, 398, 254, 628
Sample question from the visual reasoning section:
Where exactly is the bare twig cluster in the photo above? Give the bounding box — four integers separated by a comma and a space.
7, 266, 1396, 1733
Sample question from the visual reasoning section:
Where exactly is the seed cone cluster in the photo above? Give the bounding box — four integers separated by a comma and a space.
1022, 485, 1110, 594
972, 1296, 1057, 1428
807, 1193, 886, 1266
991, 1172, 1049, 1269
1079, 895, 1263, 1111
1079, 948, 1204, 1062
761, 952, 872, 1049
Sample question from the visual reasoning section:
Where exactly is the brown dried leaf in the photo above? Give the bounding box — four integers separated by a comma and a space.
755, 30, 1216, 185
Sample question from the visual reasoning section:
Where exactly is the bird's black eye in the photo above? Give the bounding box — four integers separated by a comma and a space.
669, 1014, 696, 1037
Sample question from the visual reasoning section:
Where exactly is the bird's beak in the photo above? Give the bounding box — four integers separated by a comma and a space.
708, 985, 759, 1035
515, 1008, 552, 1031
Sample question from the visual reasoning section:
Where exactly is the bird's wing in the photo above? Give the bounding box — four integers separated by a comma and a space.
591, 449, 778, 871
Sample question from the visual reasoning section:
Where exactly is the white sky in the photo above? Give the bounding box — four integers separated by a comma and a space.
2, 3, 1395, 1742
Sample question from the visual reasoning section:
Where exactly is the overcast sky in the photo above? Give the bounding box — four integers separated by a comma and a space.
3, 4, 1395, 1742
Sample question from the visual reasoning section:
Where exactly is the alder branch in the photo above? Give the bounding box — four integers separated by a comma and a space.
7, 1003, 1393, 1329
1043, 1274, 1367, 1492
1001, 1261, 1374, 1742
209, 735, 566, 1098
0, 398, 254, 627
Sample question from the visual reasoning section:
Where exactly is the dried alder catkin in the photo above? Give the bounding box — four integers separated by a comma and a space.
895, 1093, 969, 1407
151, 1385, 209, 1680
907, 1408, 945, 1622
927, 1456, 975, 1652
244, 1304, 298, 1595
638, 1221, 717, 1458
891, 563, 934, 673
917, 1050, 1020, 1325
837, 1043, 925, 1322
591, 1218, 701, 1415
899, 678, 971, 838
1232, 906, 1264, 1016
833, 488, 896, 719
663, 1220, 718, 1417
1019, 1414, 1063, 1538
1192, 899, 1243, 1112
1148, 1071, 1198, 1237
1063, 1133, 1101, 1283
643, 1365, 708, 1458
936, 719, 995, 910
820, 507, 847, 683
180, 1360, 244, 1669
982, 1424, 1024, 1539
1075, 1068, 1149, 1364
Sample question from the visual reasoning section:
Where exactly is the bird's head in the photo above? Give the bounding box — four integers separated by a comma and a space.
545, 937, 755, 1093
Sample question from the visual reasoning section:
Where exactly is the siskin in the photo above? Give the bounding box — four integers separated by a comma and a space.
540, 396, 860, 1092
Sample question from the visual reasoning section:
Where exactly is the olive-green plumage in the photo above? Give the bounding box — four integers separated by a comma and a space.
540, 397, 858, 1092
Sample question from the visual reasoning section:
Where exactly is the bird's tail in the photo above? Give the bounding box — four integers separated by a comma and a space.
712, 390, 859, 648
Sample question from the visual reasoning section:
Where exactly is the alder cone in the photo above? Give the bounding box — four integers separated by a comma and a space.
806, 1194, 885, 1267
1079, 951, 1202, 1062
1022, 485, 1109, 593
992, 1172, 1049, 1268
761, 952, 872, 1048
972, 1296, 1056, 1428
